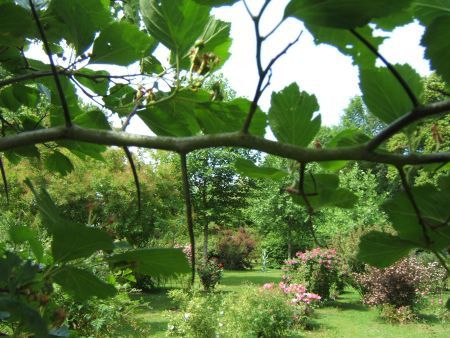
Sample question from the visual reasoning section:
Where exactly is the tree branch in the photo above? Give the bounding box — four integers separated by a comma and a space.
123, 146, 141, 213
1, 126, 450, 166
0, 155, 9, 203
350, 28, 419, 108
367, 99, 450, 150
180, 153, 196, 285
29, 0, 72, 128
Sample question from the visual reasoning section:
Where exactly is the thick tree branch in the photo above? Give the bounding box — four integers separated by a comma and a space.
180, 153, 196, 285
351, 28, 419, 108
367, 99, 450, 150
29, 0, 72, 128
1, 126, 450, 166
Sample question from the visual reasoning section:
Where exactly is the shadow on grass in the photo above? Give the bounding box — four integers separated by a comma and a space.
221, 274, 281, 286
327, 299, 369, 312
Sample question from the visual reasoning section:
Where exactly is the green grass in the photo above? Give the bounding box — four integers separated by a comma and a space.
119, 269, 449, 337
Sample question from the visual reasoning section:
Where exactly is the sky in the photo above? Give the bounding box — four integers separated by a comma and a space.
212, 0, 431, 126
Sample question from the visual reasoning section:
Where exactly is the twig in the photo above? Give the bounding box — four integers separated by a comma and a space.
350, 28, 419, 108
29, 0, 72, 128
0, 156, 9, 203
298, 163, 321, 247
367, 99, 450, 150
180, 153, 196, 285
123, 146, 141, 213
397, 166, 432, 246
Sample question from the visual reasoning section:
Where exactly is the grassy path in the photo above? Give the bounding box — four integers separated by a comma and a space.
123, 269, 449, 337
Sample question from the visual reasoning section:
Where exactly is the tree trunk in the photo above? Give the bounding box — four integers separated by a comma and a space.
203, 223, 208, 263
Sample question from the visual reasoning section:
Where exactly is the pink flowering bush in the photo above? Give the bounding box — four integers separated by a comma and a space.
281, 247, 340, 300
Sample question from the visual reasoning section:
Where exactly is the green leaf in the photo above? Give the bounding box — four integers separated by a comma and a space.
138, 91, 204, 137
8, 226, 44, 262
0, 3, 33, 46
53, 267, 116, 301
104, 84, 136, 117
0, 296, 48, 338
4, 146, 40, 160
357, 231, 416, 267
193, 0, 239, 6
47, 0, 111, 54
108, 248, 190, 277
305, 25, 384, 67
90, 22, 155, 66
285, 0, 412, 29
234, 158, 288, 180
74, 69, 110, 96
58, 141, 106, 161
360, 64, 423, 124
73, 109, 111, 130
269, 83, 321, 147
422, 16, 450, 84
320, 129, 371, 170
52, 222, 113, 262
414, 0, 450, 25
0, 85, 39, 111
44, 151, 74, 176
383, 184, 450, 250
140, 55, 164, 74
195, 98, 266, 136
140, 0, 210, 55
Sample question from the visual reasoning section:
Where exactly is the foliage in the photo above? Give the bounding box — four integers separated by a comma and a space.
216, 227, 256, 270
197, 260, 223, 291
167, 289, 224, 338
378, 304, 417, 324
282, 247, 340, 300
354, 257, 446, 309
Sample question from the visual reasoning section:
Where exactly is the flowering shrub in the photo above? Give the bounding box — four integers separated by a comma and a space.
282, 247, 340, 300
197, 260, 223, 291
378, 304, 417, 324
216, 227, 256, 270
354, 257, 446, 309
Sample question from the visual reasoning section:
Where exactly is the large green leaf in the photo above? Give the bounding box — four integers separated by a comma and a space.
305, 25, 384, 67
140, 0, 210, 55
8, 226, 44, 262
195, 98, 266, 136
51, 221, 113, 262
74, 69, 110, 96
138, 91, 205, 137
0, 3, 33, 46
422, 16, 450, 84
44, 151, 74, 176
108, 248, 190, 277
360, 64, 423, 124
383, 183, 450, 250
58, 141, 106, 161
90, 22, 155, 66
414, 0, 450, 25
0, 85, 39, 111
269, 83, 321, 147
285, 0, 412, 29
193, 0, 239, 6
53, 267, 116, 301
46, 0, 111, 54
0, 296, 48, 338
73, 109, 111, 130
104, 84, 136, 117
357, 231, 416, 267
234, 158, 288, 180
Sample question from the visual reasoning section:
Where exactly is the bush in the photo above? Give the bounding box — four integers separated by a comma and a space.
282, 247, 340, 301
197, 260, 223, 291
378, 304, 417, 324
216, 228, 256, 270
167, 290, 223, 338
354, 257, 446, 309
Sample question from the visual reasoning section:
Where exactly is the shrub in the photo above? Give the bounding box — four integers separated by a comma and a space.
197, 260, 223, 291
216, 228, 256, 270
354, 257, 446, 309
378, 304, 417, 324
167, 290, 223, 338
282, 247, 340, 300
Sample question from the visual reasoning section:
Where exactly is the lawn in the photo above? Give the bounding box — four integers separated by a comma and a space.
122, 269, 449, 337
